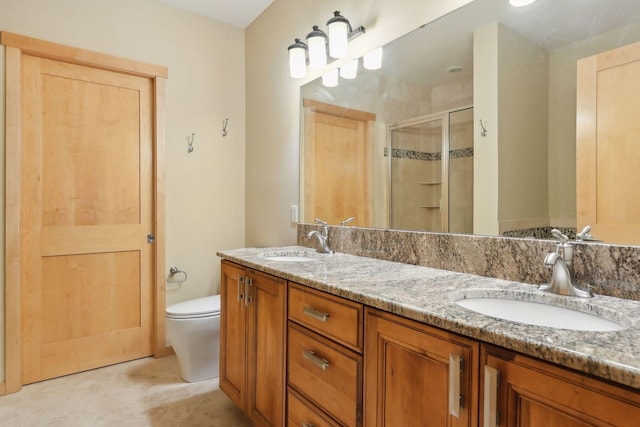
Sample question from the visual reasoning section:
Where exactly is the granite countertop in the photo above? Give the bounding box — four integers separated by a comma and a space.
217, 246, 640, 390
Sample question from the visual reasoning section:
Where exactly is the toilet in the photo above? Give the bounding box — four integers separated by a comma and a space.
166, 294, 221, 382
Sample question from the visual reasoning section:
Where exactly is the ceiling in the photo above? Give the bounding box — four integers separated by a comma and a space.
157, 0, 273, 28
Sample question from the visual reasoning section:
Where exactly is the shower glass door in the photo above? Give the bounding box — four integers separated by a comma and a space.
389, 107, 473, 232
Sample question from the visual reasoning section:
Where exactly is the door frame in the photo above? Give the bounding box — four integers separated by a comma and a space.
1, 32, 168, 394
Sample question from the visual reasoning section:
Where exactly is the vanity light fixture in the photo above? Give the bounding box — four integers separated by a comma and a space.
322, 68, 339, 87
288, 38, 308, 78
287, 11, 365, 78
363, 47, 383, 70
509, 0, 536, 6
340, 58, 359, 79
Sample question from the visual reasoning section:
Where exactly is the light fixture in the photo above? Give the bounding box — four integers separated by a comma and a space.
340, 58, 359, 79
306, 25, 328, 69
363, 47, 383, 70
288, 38, 308, 78
322, 69, 339, 87
509, 0, 536, 6
287, 12, 366, 78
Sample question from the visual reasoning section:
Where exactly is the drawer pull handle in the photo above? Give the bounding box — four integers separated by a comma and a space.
303, 306, 330, 322
449, 354, 462, 418
302, 424, 314, 427
303, 350, 330, 371
484, 365, 500, 427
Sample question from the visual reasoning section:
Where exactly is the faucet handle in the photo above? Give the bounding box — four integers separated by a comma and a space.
551, 229, 569, 243
314, 218, 328, 226
576, 225, 600, 242
340, 217, 355, 226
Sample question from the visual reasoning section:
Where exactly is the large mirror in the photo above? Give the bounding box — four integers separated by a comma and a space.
300, 0, 640, 244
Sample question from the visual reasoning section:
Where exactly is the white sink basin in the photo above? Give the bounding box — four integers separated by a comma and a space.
259, 250, 317, 262
454, 292, 627, 332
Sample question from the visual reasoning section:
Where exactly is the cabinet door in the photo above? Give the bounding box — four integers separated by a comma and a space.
246, 270, 286, 427
364, 308, 479, 427
220, 261, 248, 410
481, 344, 640, 427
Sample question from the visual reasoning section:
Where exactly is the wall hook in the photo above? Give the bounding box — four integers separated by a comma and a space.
479, 120, 488, 137
187, 133, 195, 153
222, 118, 228, 137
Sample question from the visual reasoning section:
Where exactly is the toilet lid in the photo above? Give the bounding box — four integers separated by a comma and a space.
166, 294, 221, 318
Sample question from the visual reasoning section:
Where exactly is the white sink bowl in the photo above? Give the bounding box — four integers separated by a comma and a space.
454, 291, 627, 332
259, 250, 317, 262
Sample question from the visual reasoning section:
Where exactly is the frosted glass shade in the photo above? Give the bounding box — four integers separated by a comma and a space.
288, 42, 307, 78
307, 26, 327, 69
322, 69, 339, 87
363, 47, 383, 70
328, 21, 348, 58
340, 58, 358, 79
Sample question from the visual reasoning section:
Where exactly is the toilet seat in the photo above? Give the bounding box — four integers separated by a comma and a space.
166, 295, 221, 319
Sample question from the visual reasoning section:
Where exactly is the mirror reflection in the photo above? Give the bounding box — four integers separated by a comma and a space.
300, 0, 640, 244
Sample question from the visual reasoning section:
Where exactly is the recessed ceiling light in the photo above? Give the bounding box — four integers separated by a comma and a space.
510, 0, 536, 6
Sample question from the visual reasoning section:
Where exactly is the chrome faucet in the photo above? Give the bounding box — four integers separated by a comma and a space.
538, 228, 593, 298
307, 218, 334, 254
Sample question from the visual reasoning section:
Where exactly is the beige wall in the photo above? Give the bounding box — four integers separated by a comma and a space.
245, 0, 473, 247
0, 0, 246, 382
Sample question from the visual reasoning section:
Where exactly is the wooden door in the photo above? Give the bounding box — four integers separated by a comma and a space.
246, 270, 286, 427
220, 261, 248, 410
303, 99, 375, 227
19, 54, 154, 384
364, 309, 479, 427
481, 344, 640, 427
577, 40, 640, 244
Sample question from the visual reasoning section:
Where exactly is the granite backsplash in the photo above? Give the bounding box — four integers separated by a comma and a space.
297, 224, 640, 301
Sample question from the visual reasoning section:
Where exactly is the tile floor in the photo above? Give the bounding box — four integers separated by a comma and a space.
0, 355, 253, 426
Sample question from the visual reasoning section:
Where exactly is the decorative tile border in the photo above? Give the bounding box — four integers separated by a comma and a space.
384, 147, 474, 161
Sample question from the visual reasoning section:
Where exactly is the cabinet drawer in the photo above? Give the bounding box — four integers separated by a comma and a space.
287, 387, 341, 427
288, 323, 362, 427
288, 282, 363, 352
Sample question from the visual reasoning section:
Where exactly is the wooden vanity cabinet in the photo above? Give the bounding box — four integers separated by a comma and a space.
364, 308, 480, 427
287, 282, 364, 426
481, 344, 640, 427
220, 260, 286, 427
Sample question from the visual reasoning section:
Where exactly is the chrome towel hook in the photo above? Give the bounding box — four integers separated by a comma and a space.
222, 118, 228, 137
187, 133, 195, 153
